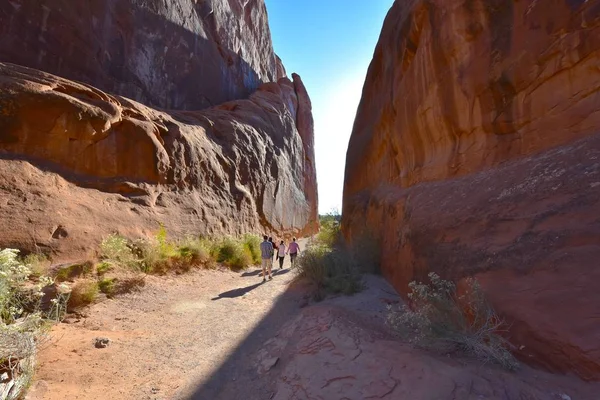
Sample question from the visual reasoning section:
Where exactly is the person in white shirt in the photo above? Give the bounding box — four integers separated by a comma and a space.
277, 240, 286, 270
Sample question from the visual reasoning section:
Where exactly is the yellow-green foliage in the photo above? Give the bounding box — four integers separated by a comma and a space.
23, 253, 51, 277
215, 237, 254, 271
68, 280, 99, 310
100, 234, 140, 270
99, 229, 259, 275
95, 261, 114, 276
98, 278, 116, 297
54, 261, 94, 282
242, 234, 262, 264
317, 213, 342, 248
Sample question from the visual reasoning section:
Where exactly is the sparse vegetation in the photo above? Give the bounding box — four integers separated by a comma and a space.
100, 228, 261, 275
0, 249, 55, 400
295, 211, 376, 300
68, 280, 99, 310
100, 234, 139, 270
387, 273, 518, 371
54, 261, 94, 282
295, 245, 363, 300
316, 212, 342, 248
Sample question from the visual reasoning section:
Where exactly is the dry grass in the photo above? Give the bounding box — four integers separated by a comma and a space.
67, 280, 99, 310
387, 273, 518, 370
295, 246, 364, 301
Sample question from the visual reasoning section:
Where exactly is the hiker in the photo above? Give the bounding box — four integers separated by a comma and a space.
260, 235, 273, 282
287, 237, 300, 268
268, 236, 276, 262
277, 240, 286, 269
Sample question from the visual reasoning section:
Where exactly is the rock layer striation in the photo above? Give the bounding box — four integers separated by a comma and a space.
343, 0, 600, 380
0, 61, 317, 258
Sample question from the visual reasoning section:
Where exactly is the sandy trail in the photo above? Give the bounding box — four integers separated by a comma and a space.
27, 250, 307, 400
25, 240, 600, 400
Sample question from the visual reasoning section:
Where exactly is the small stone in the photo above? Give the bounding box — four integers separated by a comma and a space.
94, 337, 111, 349
261, 357, 279, 372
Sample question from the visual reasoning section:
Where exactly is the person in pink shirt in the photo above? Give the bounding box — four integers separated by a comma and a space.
286, 237, 300, 268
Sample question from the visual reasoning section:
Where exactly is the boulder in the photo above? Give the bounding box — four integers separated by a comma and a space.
343, 0, 600, 380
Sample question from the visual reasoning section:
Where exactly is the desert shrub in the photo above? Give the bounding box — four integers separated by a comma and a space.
95, 261, 114, 276
54, 261, 94, 282
177, 237, 213, 268
0, 249, 52, 324
0, 249, 53, 400
0, 318, 39, 400
214, 237, 255, 270
98, 278, 116, 297
22, 253, 51, 278
387, 273, 518, 370
100, 234, 140, 270
242, 234, 262, 264
295, 246, 363, 300
316, 212, 342, 248
68, 280, 99, 310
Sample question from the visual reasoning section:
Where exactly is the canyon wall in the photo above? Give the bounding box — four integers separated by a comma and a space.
343, 0, 600, 380
0, 0, 318, 259
0, 0, 285, 110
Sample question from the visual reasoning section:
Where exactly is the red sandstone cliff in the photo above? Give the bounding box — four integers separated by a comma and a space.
0, 0, 318, 259
343, 0, 600, 380
0, 0, 283, 110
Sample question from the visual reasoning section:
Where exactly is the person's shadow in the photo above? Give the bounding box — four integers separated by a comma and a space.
240, 269, 262, 277
211, 282, 263, 301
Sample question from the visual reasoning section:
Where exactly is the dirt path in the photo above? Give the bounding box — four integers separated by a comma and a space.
25, 243, 600, 400
27, 251, 308, 400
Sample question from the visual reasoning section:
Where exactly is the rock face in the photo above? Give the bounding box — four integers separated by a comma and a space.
0, 61, 318, 258
0, 0, 281, 110
343, 0, 600, 381
256, 277, 600, 400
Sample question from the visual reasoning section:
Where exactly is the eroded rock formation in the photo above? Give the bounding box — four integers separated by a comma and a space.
0, 64, 317, 258
0, 0, 282, 110
343, 0, 600, 380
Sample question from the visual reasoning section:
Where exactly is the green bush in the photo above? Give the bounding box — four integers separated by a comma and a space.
0, 249, 55, 400
54, 261, 94, 282
387, 273, 518, 370
95, 261, 114, 276
317, 212, 342, 248
22, 253, 51, 278
242, 234, 262, 264
68, 280, 99, 309
100, 234, 140, 270
215, 237, 255, 270
98, 278, 116, 297
177, 237, 213, 268
295, 246, 363, 300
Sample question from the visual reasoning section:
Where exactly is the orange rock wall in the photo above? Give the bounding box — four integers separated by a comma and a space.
0, 62, 318, 258
343, 0, 600, 380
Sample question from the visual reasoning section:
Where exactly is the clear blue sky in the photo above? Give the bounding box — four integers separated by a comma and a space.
264, 0, 394, 214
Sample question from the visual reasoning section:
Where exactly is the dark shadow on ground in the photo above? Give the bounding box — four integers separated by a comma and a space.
240, 269, 263, 277
211, 282, 264, 300
273, 269, 290, 276
186, 280, 309, 399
